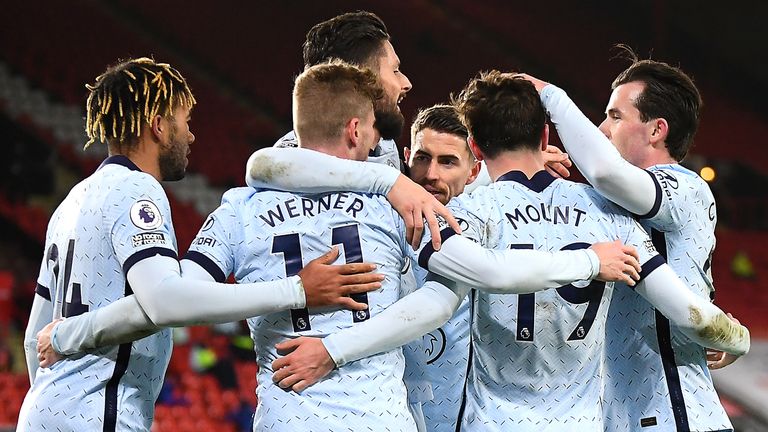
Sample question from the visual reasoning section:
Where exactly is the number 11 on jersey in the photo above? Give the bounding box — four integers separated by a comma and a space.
272, 224, 368, 332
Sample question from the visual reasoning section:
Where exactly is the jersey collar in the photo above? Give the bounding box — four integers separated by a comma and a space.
496, 170, 555, 192
98, 155, 142, 172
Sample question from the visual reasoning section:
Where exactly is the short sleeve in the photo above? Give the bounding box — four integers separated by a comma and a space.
109, 178, 177, 275
416, 193, 487, 270
616, 215, 665, 282
35, 243, 54, 301
183, 194, 240, 282
639, 166, 713, 233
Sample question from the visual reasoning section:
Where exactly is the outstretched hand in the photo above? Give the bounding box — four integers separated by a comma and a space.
272, 337, 335, 393
36, 318, 64, 368
299, 246, 384, 311
590, 240, 642, 285
386, 174, 461, 250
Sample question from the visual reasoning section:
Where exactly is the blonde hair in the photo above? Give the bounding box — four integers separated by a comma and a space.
293, 59, 383, 144
84, 57, 195, 149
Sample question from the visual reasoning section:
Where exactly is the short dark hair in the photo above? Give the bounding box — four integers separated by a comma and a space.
612, 48, 702, 161
411, 104, 468, 141
303, 11, 390, 70
453, 71, 545, 158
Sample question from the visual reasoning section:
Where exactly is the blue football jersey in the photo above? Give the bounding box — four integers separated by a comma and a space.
18, 156, 176, 431
603, 164, 729, 432
186, 187, 417, 431
425, 170, 662, 432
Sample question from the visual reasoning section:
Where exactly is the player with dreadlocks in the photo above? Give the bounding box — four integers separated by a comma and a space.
19, 57, 383, 431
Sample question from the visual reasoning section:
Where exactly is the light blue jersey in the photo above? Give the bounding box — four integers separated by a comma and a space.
18, 156, 176, 432
603, 165, 729, 432
185, 187, 416, 432
401, 257, 471, 432
420, 170, 663, 432
418, 297, 471, 432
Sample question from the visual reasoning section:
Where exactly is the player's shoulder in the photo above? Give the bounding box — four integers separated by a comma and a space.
96, 163, 166, 206
648, 163, 711, 192
554, 179, 637, 224
219, 186, 264, 207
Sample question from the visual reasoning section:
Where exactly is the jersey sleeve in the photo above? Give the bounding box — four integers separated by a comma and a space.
245, 147, 400, 195
416, 193, 487, 270
615, 213, 666, 282
108, 177, 178, 275
183, 191, 241, 282
35, 241, 54, 301
540, 84, 658, 216
641, 166, 710, 232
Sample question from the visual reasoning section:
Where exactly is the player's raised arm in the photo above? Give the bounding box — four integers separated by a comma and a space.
634, 263, 750, 355
519, 74, 658, 216
246, 147, 460, 250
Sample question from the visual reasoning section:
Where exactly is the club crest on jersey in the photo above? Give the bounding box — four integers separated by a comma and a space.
424, 328, 447, 364
643, 239, 657, 255
130, 200, 163, 230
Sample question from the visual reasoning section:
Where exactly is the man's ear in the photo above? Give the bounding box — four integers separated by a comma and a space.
403, 147, 412, 164
468, 136, 484, 162
150, 115, 164, 141
649, 118, 669, 146
345, 117, 361, 147
540, 123, 550, 151
465, 159, 482, 186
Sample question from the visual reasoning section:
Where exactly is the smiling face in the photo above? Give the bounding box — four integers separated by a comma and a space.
598, 81, 657, 168
158, 105, 195, 181
406, 128, 478, 204
371, 40, 412, 140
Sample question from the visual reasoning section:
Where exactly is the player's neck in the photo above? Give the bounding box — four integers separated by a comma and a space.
299, 141, 359, 161
640, 149, 677, 169
485, 149, 545, 182
108, 139, 163, 181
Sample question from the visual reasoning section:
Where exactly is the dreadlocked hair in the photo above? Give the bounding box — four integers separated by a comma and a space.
84, 57, 196, 149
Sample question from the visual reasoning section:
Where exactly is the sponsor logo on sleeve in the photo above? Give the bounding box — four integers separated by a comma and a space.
643, 239, 657, 255
654, 170, 678, 200
131, 232, 167, 247
201, 216, 215, 232
130, 200, 163, 230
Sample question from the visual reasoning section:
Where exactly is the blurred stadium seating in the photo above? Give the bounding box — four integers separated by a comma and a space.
1, 1, 766, 430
